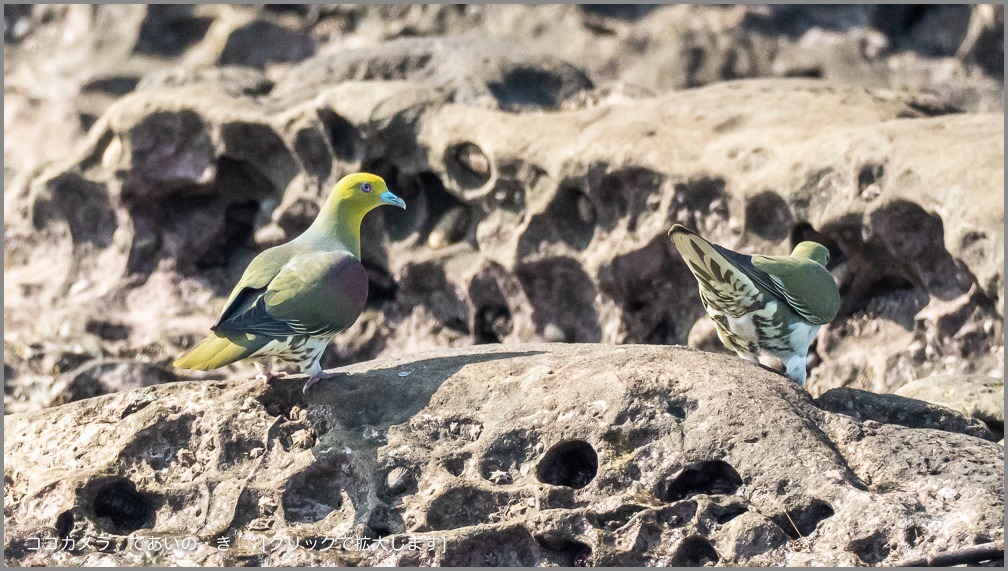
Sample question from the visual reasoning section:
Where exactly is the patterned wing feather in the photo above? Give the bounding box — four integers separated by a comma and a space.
669, 225, 767, 317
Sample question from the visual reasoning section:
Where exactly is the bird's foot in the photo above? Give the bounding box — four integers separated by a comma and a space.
303, 371, 342, 395
254, 370, 291, 383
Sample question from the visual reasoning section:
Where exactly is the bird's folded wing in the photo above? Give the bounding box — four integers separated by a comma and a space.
750, 255, 840, 324
670, 227, 766, 317
214, 250, 368, 338
264, 250, 369, 337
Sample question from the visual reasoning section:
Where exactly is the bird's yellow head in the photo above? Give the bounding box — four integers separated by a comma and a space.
310, 172, 406, 258
792, 241, 830, 267
324, 172, 406, 217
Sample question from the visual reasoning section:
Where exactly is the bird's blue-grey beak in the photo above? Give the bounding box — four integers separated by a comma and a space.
379, 191, 406, 209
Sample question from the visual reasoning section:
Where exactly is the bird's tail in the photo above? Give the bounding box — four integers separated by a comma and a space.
173, 333, 269, 371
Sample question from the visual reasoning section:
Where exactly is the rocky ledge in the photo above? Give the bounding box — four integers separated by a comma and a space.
3, 344, 1003, 566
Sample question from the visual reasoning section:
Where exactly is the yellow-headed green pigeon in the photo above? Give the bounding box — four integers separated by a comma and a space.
669, 224, 840, 386
174, 172, 405, 392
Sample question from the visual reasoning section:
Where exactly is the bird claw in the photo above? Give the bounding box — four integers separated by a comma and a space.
254, 371, 290, 383
302, 371, 342, 395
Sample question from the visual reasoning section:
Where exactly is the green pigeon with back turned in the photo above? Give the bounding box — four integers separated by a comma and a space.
174, 172, 405, 393
669, 224, 840, 386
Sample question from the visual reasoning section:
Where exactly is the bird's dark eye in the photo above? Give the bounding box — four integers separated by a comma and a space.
361, 182, 372, 193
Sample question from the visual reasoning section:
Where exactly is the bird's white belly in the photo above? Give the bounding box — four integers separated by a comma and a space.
786, 321, 820, 356
723, 300, 778, 345
252, 336, 331, 365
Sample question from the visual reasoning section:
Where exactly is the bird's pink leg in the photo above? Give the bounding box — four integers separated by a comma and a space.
254, 360, 290, 383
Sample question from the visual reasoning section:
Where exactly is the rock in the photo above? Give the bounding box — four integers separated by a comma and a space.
3, 344, 1003, 566
895, 374, 1004, 438
816, 387, 997, 441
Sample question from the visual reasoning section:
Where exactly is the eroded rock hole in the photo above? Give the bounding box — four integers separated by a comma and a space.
516, 257, 602, 343
446, 142, 491, 189
475, 305, 512, 344
671, 176, 729, 231
540, 184, 596, 250
55, 510, 75, 539
848, 530, 892, 564
195, 200, 259, 269
536, 534, 593, 567
657, 460, 743, 502
426, 486, 504, 531
136, 6, 213, 57
857, 163, 885, 192
318, 109, 362, 163
281, 459, 345, 524
773, 498, 835, 539
363, 262, 398, 308
91, 479, 155, 535
745, 190, 794, 242
536, 440, 598, 489
419, 172, 469, 247
669, 535, 720, 566
596, 167, 665, 231
293, 127, 333, 181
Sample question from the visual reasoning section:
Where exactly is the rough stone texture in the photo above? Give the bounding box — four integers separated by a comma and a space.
3, 344, 1004, 566
895, 374, 1004, 439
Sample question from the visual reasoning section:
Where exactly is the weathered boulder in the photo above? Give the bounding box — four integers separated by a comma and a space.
3, 344, 1003, 566
895, 373, 1004, 438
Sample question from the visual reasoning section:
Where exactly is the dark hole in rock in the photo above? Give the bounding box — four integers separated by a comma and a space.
536, 534, 593, 567
281, 459, 345, 524
848, 530, 892, 564
857, 163, 885, 192
293, 127, 332, 182
85, 320, 130, 341
657, 460, 743, 502
444, 455, 468, 477
669, 535, 721, 566
475, 305, 512, 344
439, 524, 539, 566
783, 66, 824, 79
772, 498, 835, 539
446, 142, 492, 189
581, 4, 658, 21
713, 502, 748, 524
136, 6, 213, 57
418, 172, 469, 247
903, 525, 926, 546
516, 257, 602, 343
366, 505, 401, 538
362, 261, 398, 308
480, 430, 535, 483
745, 190, 794, 242
219, 20, 315, 69
537, 184, 596, 250
596, 167, 665, 231
485, 179, 526, 213
195, 200, 259, 270
92, 479, 155, 535
318, 108, 362, 163
536, 440, 598, 489
81, 75, 140, 96
55, 510, 74, 538
79, 113, 99, 133
426, 486, 505, 531
666, 399, 689, 419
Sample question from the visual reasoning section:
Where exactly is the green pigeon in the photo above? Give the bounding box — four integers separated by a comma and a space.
174, 172, 406, 393
668, 224, 840, 386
